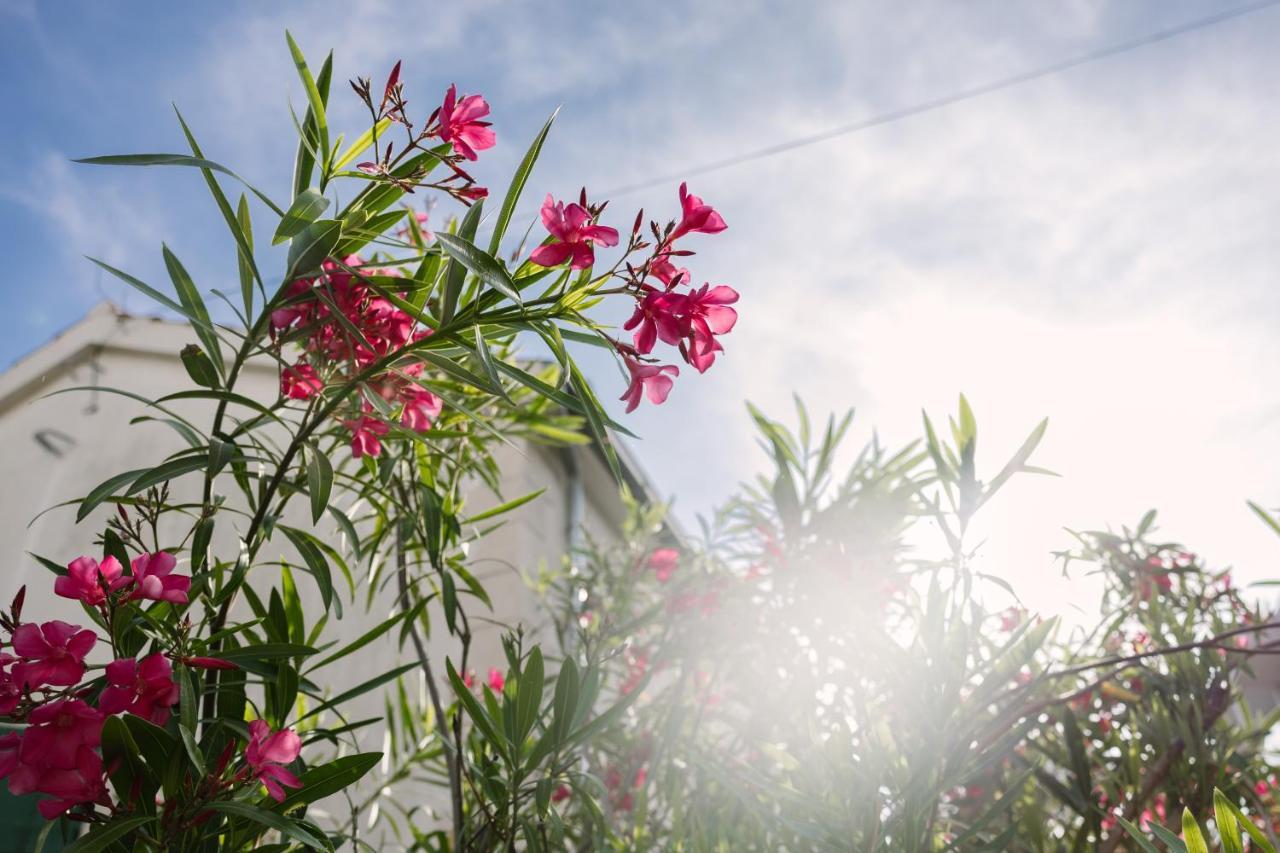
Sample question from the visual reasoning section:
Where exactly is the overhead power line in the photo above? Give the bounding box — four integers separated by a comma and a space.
599, 0, 1280, 198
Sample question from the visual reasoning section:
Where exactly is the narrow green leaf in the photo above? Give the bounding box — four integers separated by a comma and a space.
331, 117, 392, 172
64, 817, 155, 853
128, 454, 210, 495
285, 31, 329, 173
1181, 808, 1209, 853
298, 662, 418, 721
461, 488, 546, 524
279, 526, 334, 613
162, 244, 224, 375
1110, 817, 1161, 853
488, 109, 557, 255
206, 800, 330, 850
78, 468, 148, 522
1214, 789, 1244, 853
273, 188, 331, 244
437, 232, 521, 306
236, 193, 255, 318
286, 219, 342, 280
439, 201, 485, 325
88, 257, 214, 333
274, 753, 382, 812
306, 445, 333, 524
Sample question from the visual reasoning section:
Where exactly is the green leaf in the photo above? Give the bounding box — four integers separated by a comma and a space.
286, 219, 342, 280
280, 526, 334, 613
473, 326, 511, 402
180, 344, 219, 388
1214, 789, 1244, 853
461, 488, 545, 524
331, 118, 392, 172
275, 752, 382, 812
306, 445, 333, 524
1211, 789, 1275, 852
1111, 817, 1161, 853
78, 467, 148, 522
285, 32, 329, 175
447, 659, 508, 761
439, 201, 485, 326
515, 646, 544, 745
297, 662, 418, 722
162, 244, 224, 375
1181, 808, 1209, 853
236, 193, 255, 318
178, 723, 206, 776
88, 257, 215, 334
215, 643, 317, 661
128, 454, 210, 495
206, 800, 330, 850
274, 188, 331, 244
437, 232, 521, 306
64, 817, 155, 853
75, 152, 283, 215
308, 606, 416, 670
488, 109, 557, 255
1248, 500, 1280, 538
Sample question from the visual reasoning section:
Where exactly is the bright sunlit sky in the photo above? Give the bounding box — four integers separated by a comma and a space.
2, 0, 1279, 617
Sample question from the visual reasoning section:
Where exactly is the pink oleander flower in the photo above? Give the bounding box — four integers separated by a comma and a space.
17, 699, 103, 775
0, 732, 19, 780
619, 357, 678, 414
245, 720, 303, 802
345, 414, 390, 458
668, 182, 727, 242
529, 195, 619, 271
438, 84, 496, 161
624, 289, 684, 354
11, 621, 96, 688
487, 667, 505, 692
400, 388, 443, 433
647, 548, 679, 583
551, 783, 571, 803
0, 657, 20, 715
130, 552, 190, 605
281, 363, 323, 400
649, 251, 690, 288
99, 653, 180, 725
31, 747, 106, 819
54, 556, 129, 607
680, 284, 739, 373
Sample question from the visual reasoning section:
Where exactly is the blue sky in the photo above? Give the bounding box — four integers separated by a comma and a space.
3, 0, 1280, 615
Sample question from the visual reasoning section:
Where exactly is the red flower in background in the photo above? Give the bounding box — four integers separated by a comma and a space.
437, 85, 496, 161
487, 667, 505, 692
530, 195, 619, 271
647, 548, 679, 583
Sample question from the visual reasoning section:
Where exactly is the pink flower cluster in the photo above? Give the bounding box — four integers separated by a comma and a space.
528, 182, 736, 413
271, 255, 444, 458
0, 552, 304, 817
